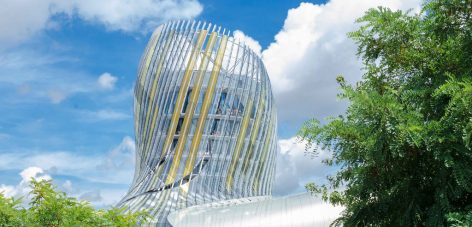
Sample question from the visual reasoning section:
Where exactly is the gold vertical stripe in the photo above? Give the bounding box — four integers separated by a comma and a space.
141, 30, 175, 152
183, 35, 229, 178
226, 98, 254, 191
132, 29, 164, 180
138, 30, 175, 171
241, 90, 265, 175
136, 29, 161, 103
135, 30, 162, 136
164, 32, 219, 184
254, 112, 274, 192
136, 27, 164, 109
152, 30, 208, 182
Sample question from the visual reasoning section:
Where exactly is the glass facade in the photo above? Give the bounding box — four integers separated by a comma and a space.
118, 20, 278, 226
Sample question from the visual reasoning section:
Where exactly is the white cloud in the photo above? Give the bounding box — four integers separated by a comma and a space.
62, 180, 74, 193
72, 0, 203, 32
268, 0, 421, 197
98, 72, 118, 90
79, 190, 103, 202
0, 49, 97, 104
0, 166, 125, 208
95, 109, 130, 120
0, 136, 135, 185
0, 166, 51, 198
273, 137, 334, 196
0, 49, 135, 105
0, 137, 136, 207
0, 1, 69, 48
96, 188, 128, 208
79, 109, 131, 121
98, 136, 136, 171
0, 152, 100, 176
233, 30, 262, 56
0, 0, 203, 48
262, 0, 422, 125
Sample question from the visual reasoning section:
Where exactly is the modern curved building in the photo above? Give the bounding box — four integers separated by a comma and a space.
118, 20, 278, 226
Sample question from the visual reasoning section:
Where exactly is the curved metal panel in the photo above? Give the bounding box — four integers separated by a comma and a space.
167, 193, 343, 227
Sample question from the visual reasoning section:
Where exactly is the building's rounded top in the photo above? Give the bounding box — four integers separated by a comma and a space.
155, 20, 262, 60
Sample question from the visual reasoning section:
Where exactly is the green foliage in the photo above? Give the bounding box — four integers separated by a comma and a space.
447, 210, 472, 227
299, 0, 472, 226
0, 179, 148, 226
0, 194, 25, 227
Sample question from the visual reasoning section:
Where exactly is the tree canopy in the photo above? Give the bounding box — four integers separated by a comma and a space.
0, 179, 147, 226
300, 0, 472, 226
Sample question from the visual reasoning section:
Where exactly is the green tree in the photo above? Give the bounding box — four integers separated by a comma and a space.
0, 194, 26, 226
299, 0, 472, 226
0, 179, 148, 226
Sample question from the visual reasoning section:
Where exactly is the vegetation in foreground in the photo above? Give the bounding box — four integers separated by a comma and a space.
0, 179, 147, 226
300, 0, 472, 226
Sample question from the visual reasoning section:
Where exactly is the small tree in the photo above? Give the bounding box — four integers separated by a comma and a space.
0, 194, 25, 226
300, 0, 472, 226
0, 179, 148, 226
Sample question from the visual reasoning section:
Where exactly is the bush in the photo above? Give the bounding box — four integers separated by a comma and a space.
0, 179, 148, 227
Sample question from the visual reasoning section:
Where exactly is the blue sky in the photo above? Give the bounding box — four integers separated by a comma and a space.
0, 0, 421, 207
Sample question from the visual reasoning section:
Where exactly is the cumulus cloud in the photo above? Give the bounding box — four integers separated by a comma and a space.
0, 0, 203, 48
98, 73, 118, 90
59, 179, 105, 204
262, 0, 422, 125
0, 166, 126, 208
272, 137, 344, 221
72, 0, 203, 32
267, 0, 422, 198
233, 30, 262, 56
0, 166, 51, 198
0, 137, 136, 207
79, 190, 103, 202
273, 137, 335, 196
0, 1, 67, 48
98, 136, 135, 171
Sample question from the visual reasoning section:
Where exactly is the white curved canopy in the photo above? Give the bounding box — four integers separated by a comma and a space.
167, 193, 343, 227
